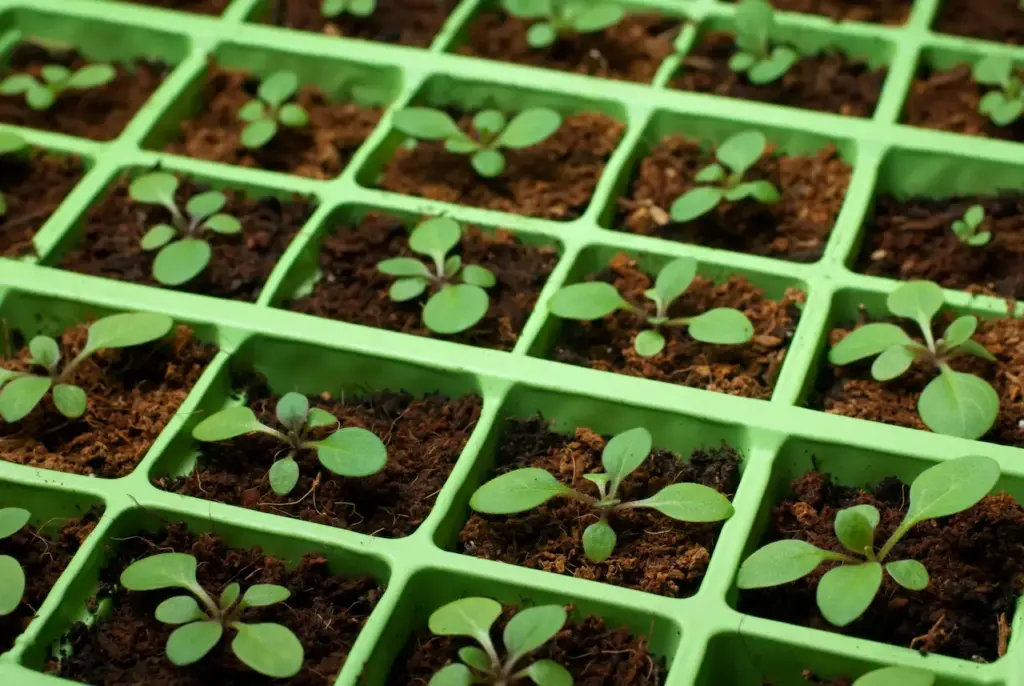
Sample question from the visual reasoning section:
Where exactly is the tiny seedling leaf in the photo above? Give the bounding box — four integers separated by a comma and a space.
204, 214, 242, 235
120, 553, 199, 591
503, 605, 566, 662
462, 265, 497, 288
0, 555, 24, 615
84, 312, 174, 354
957, 339, 997, 363
548, 282, 629, 320
129, 172, 179, 207
905, 455, 999, 524
0, 374, 52, 423
153, 238, 213, 286
817, 562, 882, 626
141, 224, 177, 251
630, 483, 734, 522
687, 308, 753, 344
429, 597, 502, 641
429, 664, 473, 686
716, 131, 766, 174
671, 187, 724, 222
424, 284, 490, 334
747, 47, 798, 84
737, 539, 840, 589
634, 329, 665, 357
231, 623, 305, 678
574, 3, 625, 32
258, 71, 299, 108
278, 103, 308, 128
307, 407, 338, 429
238, 100, 266, 122
409, 217, 461, 259
241, 118, 278, 148
193, 406, 268, 441
828, 323, 912, 365
942, 315, 977, 348
473, 109, 507, 135
582, 519, 617, 563
834, 504, 879, 554
654, 257, 697, 308
918, 371, 999, 439
393, 108, 462, 140
186, 191, 226, 220
695, 164, 726, 184
67, 64, 115, 89
269, 457, 300, 496
886, 281, 943, 332
445, 255, 460, 278
315, 426, 388, 477
972, 55, 1012, 86
378, 257, 430, 278
527, 660, 573, 686
459, 646, 490, 671
29, 335, 60, 370
276, 392, 309, 431
526, 22, 558, 47
496, 108, 562, 149
390, 278, 428, 302
221, 584, 240, 609
885, 559, 929, 590
602, 427, 652, 495
155, 595, 206, 625
870, 344, 916, 382
471, 149, 506, 178
0, 508, 29, 539
470, 468, 574, 513
53, 383, 87, 418
241, 584, 290, 607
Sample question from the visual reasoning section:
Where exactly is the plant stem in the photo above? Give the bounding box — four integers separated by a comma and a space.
55, 350, 92, 384
876, 521, 913, 562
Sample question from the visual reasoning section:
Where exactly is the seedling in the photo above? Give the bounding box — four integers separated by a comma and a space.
427, 597, 573, 686
192, 391, 387, 496
377, 216, 497, 335
853, 667, 935, 686
737, 455, 999, 627
120, 553, 303, 677
951, 204, 991, 247
972, 55, 1023, 126
547, 256, 754, 357
0, 507, 29, 616
470, 427, 734, 563
321, 0, 375, 17
670, 131, 780, 222
729, 0, 799, 85
0, 63, 115, 110
237, 70, 309, 148
129, 172, 242, 286
0, 312, 173, 423
828, 280, 999, 439
501, 0, 625, 48
0, 131, 28, 217
391, 106, 562, 178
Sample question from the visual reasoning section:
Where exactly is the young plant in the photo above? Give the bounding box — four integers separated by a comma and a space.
428, 597, 572, 686
120, 553, 303, 677
670, 131, 780, 222
129, 172, 242, 286
951, 204, 991, 247
853, 667, 934, 686
0, 131, 27, 216
972, 55, 1023, 126
729, 0, 799, 85
501, 0, 625, 48
392, 106, 562, 178
192, 391, 387, 497
377, 216, 497, 335
737, 455, 999, 627
0, 312, 173, 423
0, 507, 29, 616
321, 0, 375, 17
547, 256, 754, 357
828, 280, 999, 440
470, 427, 734, 563
0, 63, 115, 110
237, 70, 309, 148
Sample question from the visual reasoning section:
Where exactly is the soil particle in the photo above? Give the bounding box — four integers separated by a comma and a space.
121, 0, 232, 12
726, 0, 911, 23
933, 0, 1024, 45
0, 151, 83, 258
262, 0, 458, 47
903, 64, 1024, 143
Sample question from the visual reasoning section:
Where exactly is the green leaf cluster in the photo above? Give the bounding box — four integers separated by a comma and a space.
120, 553, 303, 677
377, 217, 497, 334
470, 427, 734, 563
392, 106, 562, 178
828, 281, 1000, 439
0, 312, 173, 423
853, 666, 935, 686
729, 0, 799, 84
0, 507, 30, 616
0, 63, 115, 110
951, 204, 990, 247
547, 257, 754, 357
737, 455, 999, 626
238, 70, 309, 148
502, 0, 625, 48
0, 131, 27, 217
321, 0, 375, 17
428, 597, 573, 686
972, 55, 1023, 126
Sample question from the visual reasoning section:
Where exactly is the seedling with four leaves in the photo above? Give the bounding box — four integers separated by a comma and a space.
237, 70, 309, 148
0, 507, 29, 617
501, 0, 625, 48
728, 0, 799, 85
321, 0, 375, 17
0, 63, 115, 110
471, 427, 734, 563
972, 55, 1023, 126
952, 204, 991, 247
0, 131, 27, 217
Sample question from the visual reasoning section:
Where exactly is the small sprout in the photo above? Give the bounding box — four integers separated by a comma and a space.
120, 553, 304, 677
951, 204, 991, 247
0, 63, 116, 110
737, 455, 998, 627
548, 257, 754, 358
377, 217, 497, 335
972, 55, 1023, 126
392, 106, 562, 178
0, 312, 173, 423
237, 70, 309, 148
502, 0, 625, 48
321, 0, 375, 17
471, 427, 734, 563
729, 0, 799, 84
428, 597, 573, 686
129, 172, 242, 286
0, 131, 28, 217
0, 507, 30, 616
828, 280, 999, 439
853, 666, 935, 686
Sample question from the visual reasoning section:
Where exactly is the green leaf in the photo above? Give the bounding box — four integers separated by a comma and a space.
629, 483, 734, 522
736, 539, 841, 589
156, 595, 206, 625
502, 0, 551, 19
393, 108, 462, 140
424, 284, 490, 334
204, 214, 241, 235
429, 597, 502, 641
429, 664, 473, 686
735, 0, 773, 47
956, 339, 997, 362
972, 55, 1013, 86
220, 583, 240, 609
716, 131, 766, 174
526, 659, 573, 686
583, 473, 610, 492
834, 504, 879, 555
0, 74, 37, 94
918, 371, 999, 440
278, 103, 309, 128
121, 553, 199, 591
269, 457, 300, 496
871, 344, 916, 382
29, 335, 60, 369
748, 47, 798, 84
978, 90, 1006, 116
153, 238, 212, 286
85, 312, 173, 354
193, 406, 268, 441
828, 323, 913, 365
634, 329, 665, 357
315, 426, 387, 477
654, 257, 697, 308
736, 180, 781, 204
462, 265, 496, 289
904, 455, 999, 525
471, 149, 506, 177
445, 133, 480, 154
258, 70, 299, 108
470, 468, 574, 514
573, 3, 624, 32
885, 559, 929, 590
276, 392, 308, 431
472, 109, 507, 136
0, 375, 52, 422
817, 562, 882, 626
231, 623, 304, 678
0, 555, 24, 615
527, 22, 558, 47
964, 204, 984, 227
379, 257, 430, 278
548, 282, 628, 320
241, 584, 290, 607
446, 253, 461, 278
990, 98, 1023, 126
39, 65, 70, 85
129, 172, 179, 207
306, 407, 337, 429
66, 64, 115, 89
887, 281, 944, 333
0, 508, 29, 539
237, 100, 266, 122
26, 84, 55, 110
458, 646, 490, 671
728, 52, 756, 72
695, 163, 726, 183
503, 605, 566, 662
186, 191, 226, 220
241, 118, 278, 148
687, 308, 753, 344
141, 224, 177, 251
601, 427, 652, 495
349, 0, 376, 16
496, 108, 562, 149
53, 383, 87, 418
582, 519, 617, 563
0, 369, 23, 389
853, 667, 935, 686
410, 217, 461, 260
670, 187, 724, 222
941, 315, 977, 348
390, 277, 429, 302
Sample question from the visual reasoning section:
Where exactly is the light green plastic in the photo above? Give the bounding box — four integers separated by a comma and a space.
0, 0, 1021, 685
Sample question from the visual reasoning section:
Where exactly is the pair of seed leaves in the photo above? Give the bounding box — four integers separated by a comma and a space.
502, 0, 624, 48
0, 63, 115, 110
729, 0, 798, 84
952, 204, 991, 247
238, 71, 309, 149
972, 55, 1023, 126
0, 508, 29, 616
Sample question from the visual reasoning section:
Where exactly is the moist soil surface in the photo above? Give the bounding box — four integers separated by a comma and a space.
0, 151, 83, 258
617, 135, 851, 262
0, 44, 168, 141
262, 0, 458, 47
673, 32, 886, 117
459, 417, 741, 598
58, 176, 315, 302
159, 380, 481, 538
740, 470, 1024, 661
47, 523, 384, 685
379, 112, 624, 220
459, 12, 678, 83
122, 0, 232, 12
550, 253, 804, 399
903, 64, 1024, 143
933, 0, 1024, 45
857, 192, 1024, 299
164, 63, 383, 180
1, 325, 215, 477
285, 213, 559, 350
726, 0, 912, 23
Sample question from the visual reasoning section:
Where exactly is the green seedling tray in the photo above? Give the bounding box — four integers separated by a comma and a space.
0, 0, 1022, 684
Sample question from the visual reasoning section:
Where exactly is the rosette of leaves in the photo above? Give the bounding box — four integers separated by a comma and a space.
501, 0, 625, 48
952, 204, 990, 247
728, 0, 799, 84
321, 0, 375, 16
470, 427, 734, 563
0, 507, 29, 616
0, 131, 28, 216
237, 70, 309, 149
0, 63, 116, 110
972, 55, 1023, 126
853, 667, 934, 686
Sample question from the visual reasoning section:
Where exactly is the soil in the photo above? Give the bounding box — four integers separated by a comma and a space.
379, 112, 624, 220
285, 213, 559, 350
164, 63, 383, 180
58, 175, 314, 302
902, 64, 1024, 143
459, 417, 741, 598
459, 12, 678, 83
0, 324, 215, 477
121, 0, 232, 13
0, 151, 83, 258
549, 253, 804, 399
740, 470, 1024, 662
672, 32, 886, 117
857, 191, 1024, 299
726, 0, 911, 23
262, 0, 458, 47
933, 0, 1024, 45
0, 44, 168, 141
158, 379, 482, 538
617, 135, 851, 262
47, 523, 384, 685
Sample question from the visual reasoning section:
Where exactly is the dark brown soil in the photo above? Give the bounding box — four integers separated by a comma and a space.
550, 253, 804, 399
459, 12, 678, 83
158, 380, 481, 538
673, 32, 886, 117
857, 192, 1024, 299
379, 112, 624, 220
459, 417, 741, 598
0, 44, 168, 141
1, 324, 215, 477
164, 63, 383, 180
47, 523, 384, 685
0, 151, 83, 258
262, 0, 458, 47
285, 213, 558, 350
617, 135, 851, 262
58, 175, 314, 302
121, 0, 231, 13
726, 0, 911, 23
903, 64, 1024, 143
933, 0, 1024, 45
740, 470, 1024, 662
